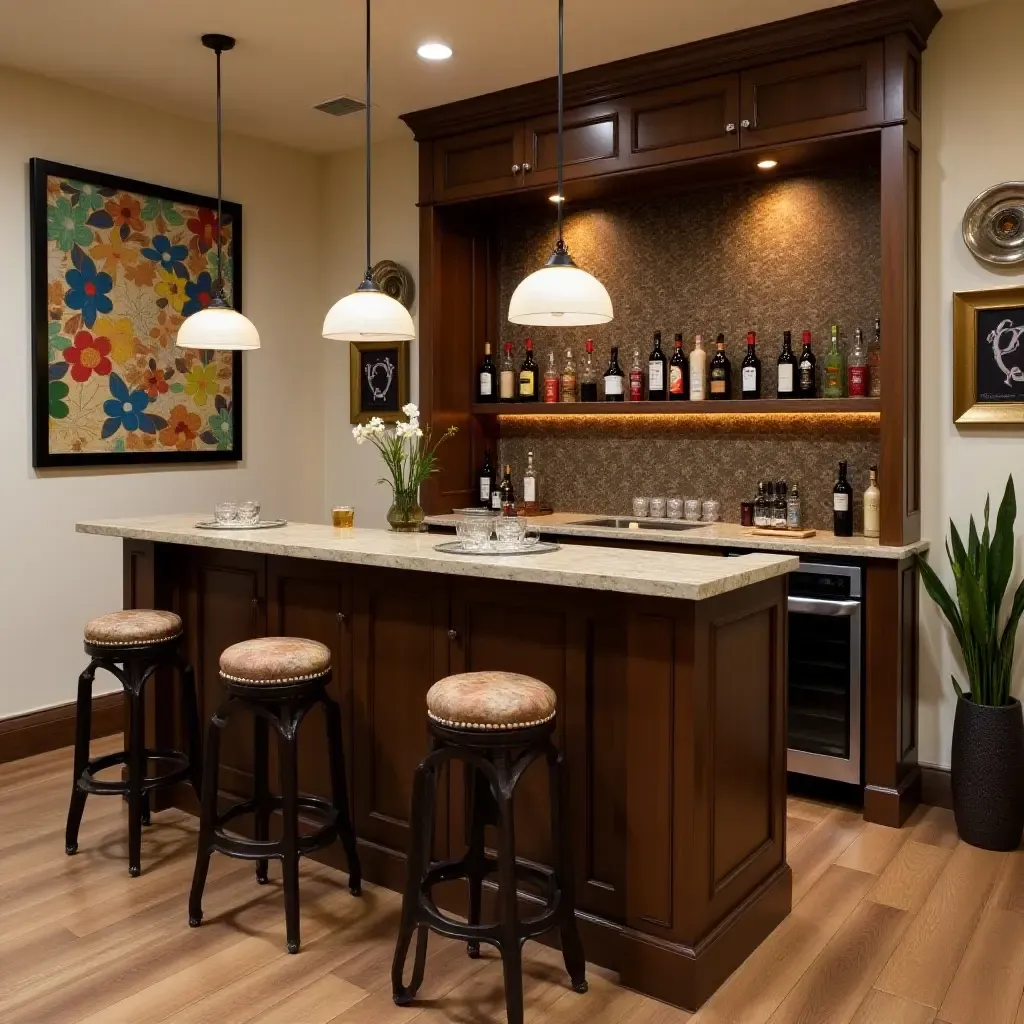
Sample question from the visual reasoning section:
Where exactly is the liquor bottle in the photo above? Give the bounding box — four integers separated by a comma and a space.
709, 333, 732, 400
500, 342, 516, 402
499, 464, 516, 517
824, 325, 845, 398
518, 338, 538, 401
689, 334, 707, 401
787, 483, 802, 530
848, 327, 869, 397
523, 450, 537, 507
797, 331, 817, 398
490, 477, 503, 511
603, 346, 625, 401
669, 333, 688, 401
647, 331, 668, 401
543, 350, 560, 403
776, 331, 796, 399
477, 450, 495, 508
477, 343, 497, 403
868, 315, 881, 398
741, 331, 762, 400
773, 481, 788, 528
864, 465, 880, 538
580, 339, 599, 402
762, 481, 776, 526
753, 481, 767, 527
833, 460, 853, 537
628, 345, 644, 402
560, 347, 578, 402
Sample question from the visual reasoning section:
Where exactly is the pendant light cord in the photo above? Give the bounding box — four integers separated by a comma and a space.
215, 44, 225, 300
364, 0, 373, 281
557, 0, 564, 246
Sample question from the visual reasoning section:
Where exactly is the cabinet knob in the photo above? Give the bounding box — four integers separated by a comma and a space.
447, 628, 458, 641
726, 122, 737, 133
337, 611, 346, 624
521, 161, 532, 173
511, 163, 521, 174
740, 119, 752, 129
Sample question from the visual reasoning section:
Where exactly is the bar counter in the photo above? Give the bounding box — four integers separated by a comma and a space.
78, 515, 796, 1011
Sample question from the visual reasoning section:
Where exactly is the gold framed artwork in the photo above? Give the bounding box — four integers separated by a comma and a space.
954, 285, 1024, 424
349, 339, 410, 425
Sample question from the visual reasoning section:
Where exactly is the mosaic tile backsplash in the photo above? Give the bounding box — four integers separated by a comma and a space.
494, 168, 882, 531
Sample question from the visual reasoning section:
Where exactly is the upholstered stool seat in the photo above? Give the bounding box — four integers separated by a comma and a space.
84, 609, 182, 647
426, 671, 556, 731
218, 637, 331, 690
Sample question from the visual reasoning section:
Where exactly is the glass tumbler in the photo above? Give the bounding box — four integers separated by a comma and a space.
649, 497, 667, 519
684, 499, 701, 521
332, 506, 355, 528
237, 501, 261, 526
214, 502, 238, 525
631, 497, 650, 518
667, 498, 684, 519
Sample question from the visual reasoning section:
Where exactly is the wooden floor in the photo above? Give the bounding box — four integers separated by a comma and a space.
2, 739, 1022, 1024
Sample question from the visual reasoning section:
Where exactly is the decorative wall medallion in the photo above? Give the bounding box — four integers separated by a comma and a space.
371, 260, 415, 309
350, 339, 410, 424
963, 183, 1024, 266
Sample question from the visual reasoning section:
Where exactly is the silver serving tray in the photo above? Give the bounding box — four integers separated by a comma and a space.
195, 519, 288, 530
434, 540, 560, 557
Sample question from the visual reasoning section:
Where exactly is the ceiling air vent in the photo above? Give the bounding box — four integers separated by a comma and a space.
314, 96, 366, 117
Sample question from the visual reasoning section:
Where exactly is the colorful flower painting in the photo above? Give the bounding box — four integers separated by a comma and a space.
31, 159, 243, 466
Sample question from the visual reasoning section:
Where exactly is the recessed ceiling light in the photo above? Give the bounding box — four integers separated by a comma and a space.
549, 194, 565, 203
417, 42, 453, 61
757, 159, 779, 170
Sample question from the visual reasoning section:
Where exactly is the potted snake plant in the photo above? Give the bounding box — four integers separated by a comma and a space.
917, 475, 1024, 850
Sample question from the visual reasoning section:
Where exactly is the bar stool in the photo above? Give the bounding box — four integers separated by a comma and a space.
188, 637, 362, 954
65, 609, 201, 877
392, 671, 587, 1024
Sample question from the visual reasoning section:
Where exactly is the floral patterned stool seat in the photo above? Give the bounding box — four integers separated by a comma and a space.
188, 637, 362, 954
66, 609, 201, 878
392, 671, 587, 1024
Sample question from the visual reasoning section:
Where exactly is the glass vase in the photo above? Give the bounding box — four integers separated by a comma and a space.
387, 490, 425, 532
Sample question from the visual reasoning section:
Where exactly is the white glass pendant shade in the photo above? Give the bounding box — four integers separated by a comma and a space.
176, 303, 260, 350
323, 279, 415, 341
508, 252, 613, 327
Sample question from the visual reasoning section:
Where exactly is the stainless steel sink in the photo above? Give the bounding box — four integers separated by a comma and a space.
574, 517, 706, 532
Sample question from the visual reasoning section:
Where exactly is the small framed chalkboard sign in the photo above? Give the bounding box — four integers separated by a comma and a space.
349, 339, 410, 425
954, 286, 1024, 424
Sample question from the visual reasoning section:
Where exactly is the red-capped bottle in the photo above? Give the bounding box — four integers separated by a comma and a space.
579, 339, 599, 402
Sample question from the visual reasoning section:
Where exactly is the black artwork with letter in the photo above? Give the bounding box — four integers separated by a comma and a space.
349, 339, 410, 424
976, 306, 1024, 403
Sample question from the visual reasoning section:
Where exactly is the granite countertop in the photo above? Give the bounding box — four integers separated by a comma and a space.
76, 515, 797, 603
425, 512, 929, 561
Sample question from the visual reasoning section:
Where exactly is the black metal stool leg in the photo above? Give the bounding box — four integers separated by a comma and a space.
180, 660, 203, 796
548, 743, 587, 993
322, 694, 361, 896
279, 706, 302, 954
465, 765, 488, 959
253, 714, 270, 885
65, 662, 97, 856
126, 668, 147, 877
495, 753, 525, 1024
189, 705, 226, 927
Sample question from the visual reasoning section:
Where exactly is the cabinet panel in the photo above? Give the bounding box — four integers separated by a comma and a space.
432, 123, 524, 201
524, 103, 623, 185
626, 76, 740, 168
740, 43, 885, 147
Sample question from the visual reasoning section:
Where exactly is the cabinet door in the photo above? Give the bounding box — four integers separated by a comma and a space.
624, 76, 740, 169
432, 123, 525, 202
739, 43, 885, 148
522, 102, 624, 186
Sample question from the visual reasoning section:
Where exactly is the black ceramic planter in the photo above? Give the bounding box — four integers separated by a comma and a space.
951, 695, 1024, 851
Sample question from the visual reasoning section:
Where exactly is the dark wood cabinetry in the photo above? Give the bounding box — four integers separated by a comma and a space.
432, 123, 524, 202
523, 101, 624, 185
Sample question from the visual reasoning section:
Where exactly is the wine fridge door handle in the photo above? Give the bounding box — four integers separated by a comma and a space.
788, 596, 860, 617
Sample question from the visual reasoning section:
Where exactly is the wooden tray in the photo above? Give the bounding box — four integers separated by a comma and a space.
746, 527, 817, 539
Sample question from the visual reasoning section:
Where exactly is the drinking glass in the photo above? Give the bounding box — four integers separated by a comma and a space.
214, 502, 238, 525
237, 501, 261, 526
702, 500, 721, 522
684, 499, 701, 521
631, 497, 650, 518
649, 497, 667, 519
667, 498, 684, 519
457, 518, 494, 550
332, 506, 355, 528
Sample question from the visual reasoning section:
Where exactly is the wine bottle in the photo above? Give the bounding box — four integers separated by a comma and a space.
709, 333, 731, 400
797, 331, 816, 398
833, 460, 853, 537
560, 346, 578, 402
477, 343, 497, 403
669, 333, 688, 401
647, 331, 667, 401
629, 345, 644, 402
523, 450, 537, 506
741, 331, 761, 399
603, 346, 625, 402
689, 334, 707, 401
543, 350, 560, 403
580, 339, 598, 402
864, 465, 880, 538
848, 328, 868, 397
477, 449, 495, 508
518, 338, 538, 402
499, 464, 516, 517
499, 342, 516, 402
868, 315, 881, 398
777, 331, 796, 399
824, 325, 844, 398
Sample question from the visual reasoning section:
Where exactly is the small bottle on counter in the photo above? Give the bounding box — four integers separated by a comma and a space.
477, 449, 495, 508
500, 342, 516, 402
629, 344, 644, 402
523, 451, 538, 507
864, 465, 880, 538
580, 339, 599, 402
499, 464, 516, 517
543, 351, 560, 403
753, 481, 768, 527
833, 460, 853, 537
689, 334, 707, 401
603, 346, 625, 401
772, 481, 788, 528
560, 347, 578, 402
787, 483, 802, 530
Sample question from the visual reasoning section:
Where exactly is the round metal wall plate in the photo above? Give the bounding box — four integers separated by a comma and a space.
371, 260, 415, 309
963, 182, 1024, 266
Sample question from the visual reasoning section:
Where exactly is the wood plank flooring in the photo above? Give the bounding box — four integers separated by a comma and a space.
1, 739, 1021, 1024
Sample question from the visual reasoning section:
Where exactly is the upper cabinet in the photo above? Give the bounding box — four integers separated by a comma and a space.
432, 123, 525, 202
523, 101, 624, 186
738, 43, 885, 148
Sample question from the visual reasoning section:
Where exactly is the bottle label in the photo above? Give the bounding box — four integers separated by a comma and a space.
711, 377, 726, 395
629, 370, 643, 402
742, 366, 757, 392
480, 477, 491, 502
604, 376, 623, 396
519, 370, 535, 397
825, 366, 843, 393
523, 478, 536, 503
799, 364, 814, 390
833, 493, 850, 512
479, 373, 492, 397
648, 362, 664, 391
669, 366, 684, 395
500, 371, 516, 400
543, 377, 559, 402
848, 365, 868, 397
560, 373, 577, 401
491, 490, 502, 510
778, 365, 794, 392
690, 370, 704, 398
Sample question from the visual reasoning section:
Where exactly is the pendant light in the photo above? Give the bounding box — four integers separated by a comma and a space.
177, 35, 260, 351
322, 0, 415, 341
508, 0, 613, 327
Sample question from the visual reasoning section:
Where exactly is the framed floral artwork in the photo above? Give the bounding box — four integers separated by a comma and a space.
30, 158, 244, 467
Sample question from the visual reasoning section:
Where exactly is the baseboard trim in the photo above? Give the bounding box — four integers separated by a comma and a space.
920, 764, 953, 809
0, 692, 123, 766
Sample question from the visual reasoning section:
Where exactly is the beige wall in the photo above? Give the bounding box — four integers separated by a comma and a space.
919, 0, 1024, 768
0, 65, 325, 719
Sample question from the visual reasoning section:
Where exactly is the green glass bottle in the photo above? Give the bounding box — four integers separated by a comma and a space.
823, 324, 845, 398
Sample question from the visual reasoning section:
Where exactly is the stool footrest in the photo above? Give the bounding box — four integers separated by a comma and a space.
77, 749, 192, 796
212, 794, 339, 861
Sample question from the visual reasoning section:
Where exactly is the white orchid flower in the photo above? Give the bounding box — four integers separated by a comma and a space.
402, 403, 419, 419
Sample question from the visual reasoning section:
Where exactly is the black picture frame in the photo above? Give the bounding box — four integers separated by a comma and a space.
30, 158, 244, 467
349, 339, 410, 424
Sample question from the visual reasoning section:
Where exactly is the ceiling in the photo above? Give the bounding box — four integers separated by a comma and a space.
0, 0, 985, 153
